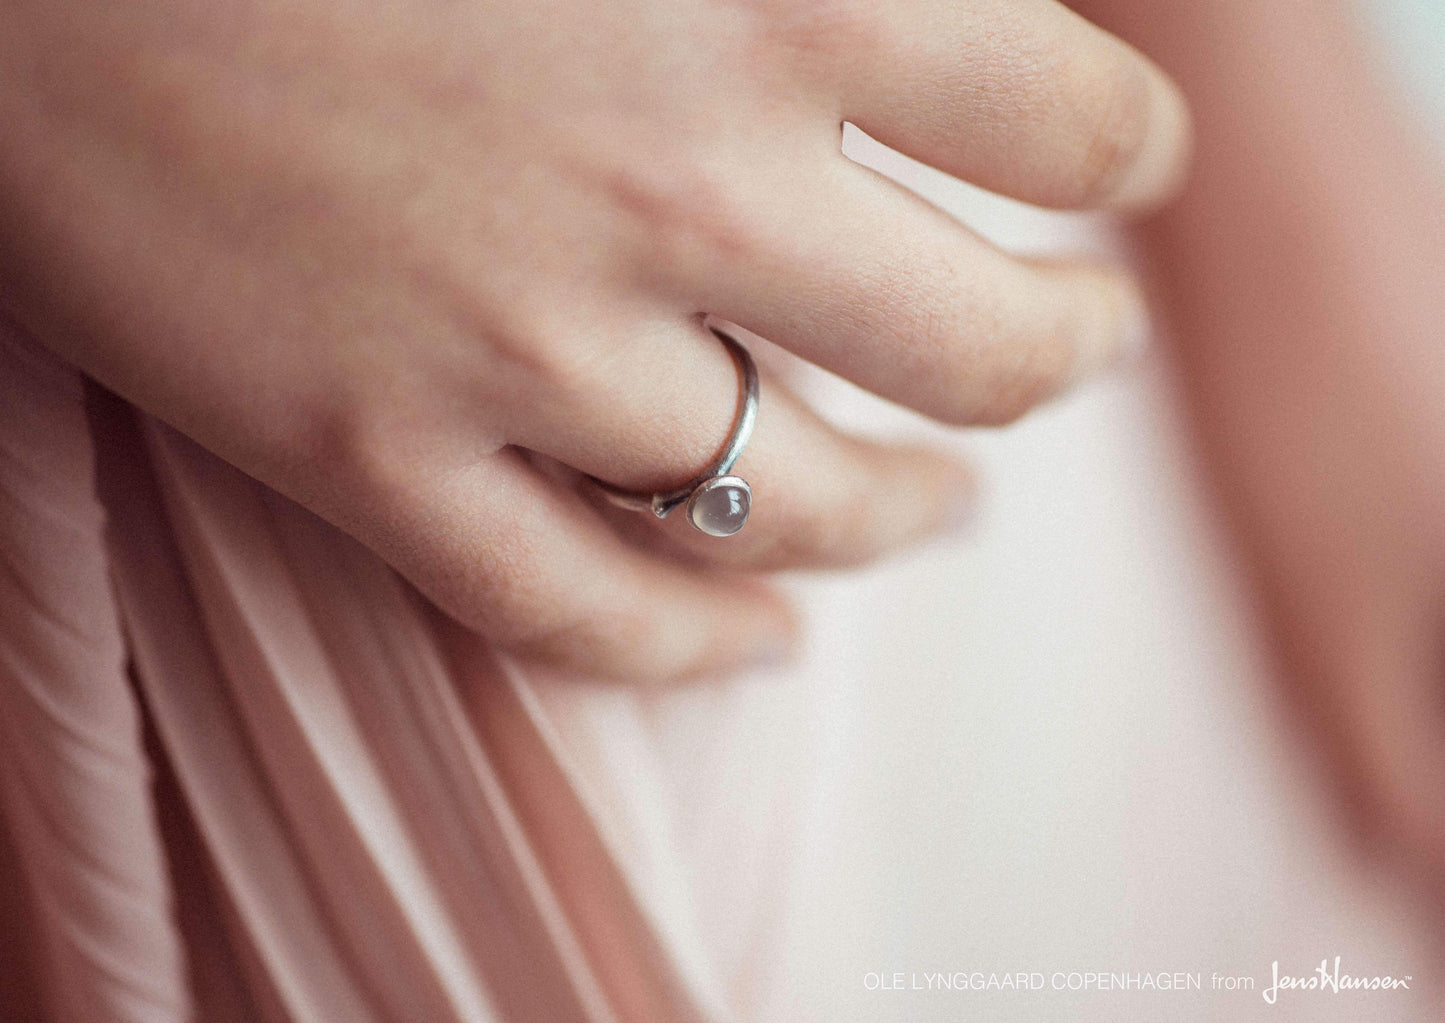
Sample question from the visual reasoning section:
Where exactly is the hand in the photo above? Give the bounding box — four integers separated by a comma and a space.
0, 0, 1189, 680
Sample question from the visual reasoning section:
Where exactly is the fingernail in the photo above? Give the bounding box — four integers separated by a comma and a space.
1108, 65, 1194, 211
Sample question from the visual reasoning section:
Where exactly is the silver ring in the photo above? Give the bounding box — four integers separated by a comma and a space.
589, 324, 758, 537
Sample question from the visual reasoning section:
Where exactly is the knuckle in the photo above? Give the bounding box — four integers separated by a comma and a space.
503, 323, 608, 400
739, 0, 888, 73
477, 297, 625, 407
864, 266, 1075, 428
892, 303, 1065, 427
1067, 54, 1152, 206
293, 371, 492, 507
864, 260, 987, 425
966, 329, 1073, 426
284, 384, 411, 508
602, 152, 776, 278
414, 242, 606, 406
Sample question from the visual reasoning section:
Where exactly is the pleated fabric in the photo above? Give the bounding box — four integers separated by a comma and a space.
0, 320, 715, 1023
0, 324, 190, 1023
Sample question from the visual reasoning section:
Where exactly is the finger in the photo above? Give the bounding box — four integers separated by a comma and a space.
646, 369, 976, 570
654, 152, 1148, 428
827, 0, 1191, 210
500, 314, 976, 569
594, 398, 977, 572
342, 443, 798, 683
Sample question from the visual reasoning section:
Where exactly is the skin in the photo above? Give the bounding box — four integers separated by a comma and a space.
1073, 0, 1445, 924
0, 0, 1189, 682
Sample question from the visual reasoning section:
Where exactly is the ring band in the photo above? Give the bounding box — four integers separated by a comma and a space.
590, 324, 758, 537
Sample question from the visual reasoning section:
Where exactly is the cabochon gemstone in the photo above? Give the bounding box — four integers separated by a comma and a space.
688, 477, 750, 537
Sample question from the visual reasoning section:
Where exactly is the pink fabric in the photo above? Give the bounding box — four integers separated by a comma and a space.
0, 320, 708, 1023
0, 324, 188, 1023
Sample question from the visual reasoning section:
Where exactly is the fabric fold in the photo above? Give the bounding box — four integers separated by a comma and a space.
81, 380, 712, 1022
0, 323, 190, 1023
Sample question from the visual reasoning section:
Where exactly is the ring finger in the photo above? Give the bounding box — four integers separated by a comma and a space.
499, 313, 974, 570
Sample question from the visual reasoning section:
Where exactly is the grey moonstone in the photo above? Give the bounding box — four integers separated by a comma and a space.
688, 478, 750, 537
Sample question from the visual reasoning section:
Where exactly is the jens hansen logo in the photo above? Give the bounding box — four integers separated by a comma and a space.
1262, 957, 1411, 1005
